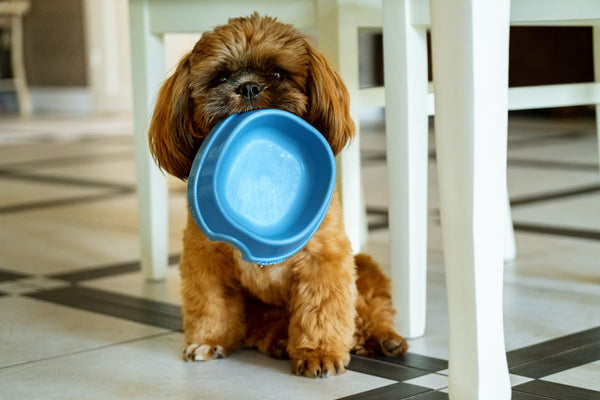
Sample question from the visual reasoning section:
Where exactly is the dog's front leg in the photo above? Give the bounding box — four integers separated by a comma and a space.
287, 252, 357, 378
180, 242, 246, 362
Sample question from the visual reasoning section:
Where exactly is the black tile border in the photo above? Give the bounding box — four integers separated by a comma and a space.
408, 391, 448, 400
347, 355, 430, 382
507, 158, 599, 172
336, 382, 432, 400
510, 184, 600, 207
0, 150, 134, 171
0, 188, 134, 215
507, 327, 600, 371
511, 391, 557, 400
374, 353, 448, 373
513, 380, 600, 400
0, 269, 30, 282
0, 168, 135, 191
26, 285, 182, 331
51, 254, 180, 283
513, 223, 600, 241
510, 341, 600, 379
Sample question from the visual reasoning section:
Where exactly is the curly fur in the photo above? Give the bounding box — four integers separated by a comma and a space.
148, 13, 407, 378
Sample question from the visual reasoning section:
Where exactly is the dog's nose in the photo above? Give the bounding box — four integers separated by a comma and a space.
239, 82, 261, 100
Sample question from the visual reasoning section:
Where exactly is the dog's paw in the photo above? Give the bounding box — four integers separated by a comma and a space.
291, 353, 350, 378
268, 338, 289, 359
183, 343, 227, 362
379, 332, 408, 357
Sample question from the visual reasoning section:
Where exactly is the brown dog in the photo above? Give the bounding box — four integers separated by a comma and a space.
148, 13, 407, 378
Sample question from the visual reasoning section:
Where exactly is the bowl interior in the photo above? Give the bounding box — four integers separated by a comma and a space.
214, 114, 332, 241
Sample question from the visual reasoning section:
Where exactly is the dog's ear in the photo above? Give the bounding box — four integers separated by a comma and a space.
148, 53, 199, 180
304, 41, 355, 155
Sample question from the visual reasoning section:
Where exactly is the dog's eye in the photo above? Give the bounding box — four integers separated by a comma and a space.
271, 70, 285, 80
211, 73, 230, 86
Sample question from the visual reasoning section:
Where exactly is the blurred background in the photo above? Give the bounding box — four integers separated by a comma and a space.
0, 0, 595, 117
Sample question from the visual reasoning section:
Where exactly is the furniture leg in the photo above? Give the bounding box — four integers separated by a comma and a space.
429, 0, 511, 397
382, 0, 429, 339
129, 0, 169, 281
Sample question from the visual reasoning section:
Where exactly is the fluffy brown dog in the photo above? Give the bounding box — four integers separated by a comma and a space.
148, 13, 407, 378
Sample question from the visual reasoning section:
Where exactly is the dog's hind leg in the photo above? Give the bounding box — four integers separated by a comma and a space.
352, 254, 408, 357
243, 295, 289, 359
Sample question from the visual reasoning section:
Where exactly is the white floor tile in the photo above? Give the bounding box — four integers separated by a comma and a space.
0, 296, 168, 368
0, 277, 69, 295
81, 267, 182, 305
0, 332, 395, 400
0, 194, 186, 275
541, 360, 600, 392
0, 178, 110, 208
403, 373, 447, 390
512, 192, 600, 233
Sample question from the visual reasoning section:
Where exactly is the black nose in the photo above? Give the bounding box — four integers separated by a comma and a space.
239, 82, 261, 100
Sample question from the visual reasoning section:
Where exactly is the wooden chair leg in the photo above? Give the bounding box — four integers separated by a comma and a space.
429, 0, 511, 397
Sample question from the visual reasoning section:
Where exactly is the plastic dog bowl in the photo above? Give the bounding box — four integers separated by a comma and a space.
187, 109, 336, 265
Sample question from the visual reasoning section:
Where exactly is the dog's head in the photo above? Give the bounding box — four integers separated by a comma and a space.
148, 13, 355, 180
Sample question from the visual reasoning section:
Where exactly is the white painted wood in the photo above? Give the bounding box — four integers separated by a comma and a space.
382, 0, 428, 339
84, 0, 133, 113
129, 0, 170, 281
429, 0, 511, 397
317, 0, 369, 252
9, 14, 31, 116
429, 82, 600, 116
508, 82, 600, 110
410, 0, 600, 27
594, 26, 600, 176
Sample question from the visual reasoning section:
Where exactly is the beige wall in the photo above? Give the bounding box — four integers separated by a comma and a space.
23, 0, 87, 87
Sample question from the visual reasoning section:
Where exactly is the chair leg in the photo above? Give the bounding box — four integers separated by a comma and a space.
429, 0, 511, 398
129, 0, 169, 281
316, 0, 367, 254
10, 15, 31, 116
382, 0, 428, 339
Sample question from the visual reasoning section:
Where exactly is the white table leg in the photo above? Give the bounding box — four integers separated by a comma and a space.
429, 0, 511, 398
129, 0, 169, 281
382, 0, 429, 339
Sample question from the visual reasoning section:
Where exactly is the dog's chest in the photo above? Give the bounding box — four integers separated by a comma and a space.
237, 261, 290, 305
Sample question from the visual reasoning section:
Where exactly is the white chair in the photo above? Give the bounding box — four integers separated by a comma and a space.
0, 0, 31, 115
383, 0, 600, 397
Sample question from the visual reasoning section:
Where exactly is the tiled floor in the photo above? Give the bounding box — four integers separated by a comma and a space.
0, 110, 599, 399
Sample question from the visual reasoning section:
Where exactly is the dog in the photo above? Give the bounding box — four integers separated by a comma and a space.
148, 13, 407, 378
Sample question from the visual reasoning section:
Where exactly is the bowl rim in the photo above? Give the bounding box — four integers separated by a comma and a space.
187, 109, 336, 264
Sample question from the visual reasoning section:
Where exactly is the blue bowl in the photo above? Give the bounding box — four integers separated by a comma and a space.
187, 109, 336, 265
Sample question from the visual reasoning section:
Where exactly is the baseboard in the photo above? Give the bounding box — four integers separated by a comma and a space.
30, 86, 92, 114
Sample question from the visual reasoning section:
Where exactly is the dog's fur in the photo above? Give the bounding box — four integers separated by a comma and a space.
148, 13, 407, 378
